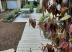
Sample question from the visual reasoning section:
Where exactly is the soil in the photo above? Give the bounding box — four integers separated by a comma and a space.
0, 22, 26, 51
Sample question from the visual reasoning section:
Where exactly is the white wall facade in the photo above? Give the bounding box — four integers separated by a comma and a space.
0, 0, 4, 12
17, 0, 21, 9
0, 0, 2, 11
7, 0, 21, 9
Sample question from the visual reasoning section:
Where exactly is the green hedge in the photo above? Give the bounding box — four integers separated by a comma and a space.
23, 2, 38, 8
36, 6, 42, 13
24, 3, 33, 8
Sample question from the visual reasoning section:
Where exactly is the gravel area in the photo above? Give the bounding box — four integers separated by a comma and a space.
0, 22, 26, 51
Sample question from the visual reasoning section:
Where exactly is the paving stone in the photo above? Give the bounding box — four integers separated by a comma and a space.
14, 12, 52, 52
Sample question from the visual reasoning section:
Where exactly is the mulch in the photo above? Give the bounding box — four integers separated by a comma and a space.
0, 22, 26, 51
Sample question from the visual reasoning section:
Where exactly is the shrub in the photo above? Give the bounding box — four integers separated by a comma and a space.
30, 8, 34, 13
3, 9, 20, 22
24, 3, 33, 8
23, 2, 38, 8
7, 14, 14, 20
36, 7, 42, 13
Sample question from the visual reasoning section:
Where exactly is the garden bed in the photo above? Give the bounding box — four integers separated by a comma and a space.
0, 9, 20, 22
0, 22, 26, 51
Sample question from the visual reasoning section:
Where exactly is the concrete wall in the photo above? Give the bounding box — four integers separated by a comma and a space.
17, 0, 21, 9
0, 0, 2, 11
0, 0, 4, 12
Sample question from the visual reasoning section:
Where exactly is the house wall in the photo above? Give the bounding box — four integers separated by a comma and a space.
7, 0, 21, 9
17, 0, 21, 9
0, 0, 2, 11
0, 0, 5, 12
